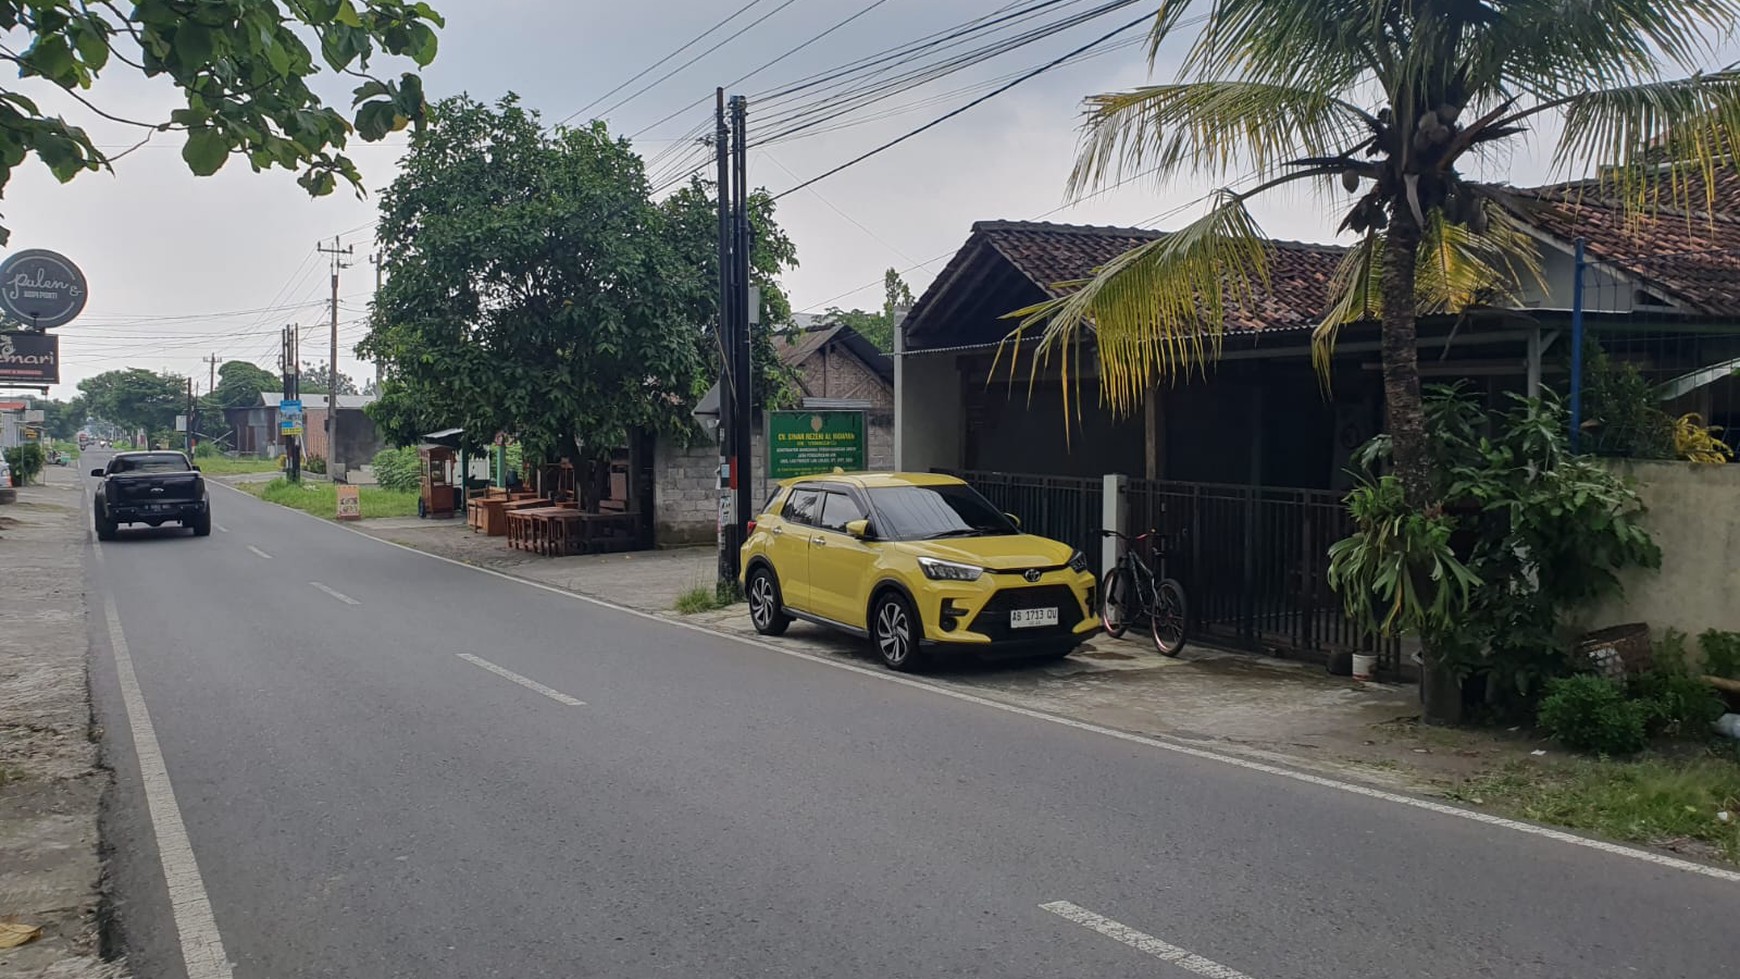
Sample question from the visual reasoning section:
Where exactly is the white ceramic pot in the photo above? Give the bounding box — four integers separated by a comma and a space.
1351, 653, 1378, 681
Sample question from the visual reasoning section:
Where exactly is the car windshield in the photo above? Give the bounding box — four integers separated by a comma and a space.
111, 453, 192, 474
866, 484, 1017, 540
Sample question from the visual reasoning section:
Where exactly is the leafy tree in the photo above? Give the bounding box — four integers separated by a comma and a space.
360, 95, 707, 470
0, 1, 444, 242
825, 268, 914, 352
1008, 1, 1740, 723
210, 360, 279, 408
77, 367, 183, 436
299, 361, 358, 396
658, 178, 802, 409
26, 394, 84, 438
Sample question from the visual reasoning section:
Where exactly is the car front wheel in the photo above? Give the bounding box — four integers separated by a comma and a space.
746, 565, 791, 636
871, 591, 924, 672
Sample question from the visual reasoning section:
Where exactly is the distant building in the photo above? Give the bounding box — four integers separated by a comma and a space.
226, 392, 383, 480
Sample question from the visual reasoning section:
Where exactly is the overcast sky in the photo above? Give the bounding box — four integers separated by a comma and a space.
5, 0, 1733, 399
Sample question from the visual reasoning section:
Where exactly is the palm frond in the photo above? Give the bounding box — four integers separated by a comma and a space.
1000, 192, 1269, 416
1477, 0, 1740, 98
1311, 202, 1542, 377
1546, 71, 1740, 215
1167, 0, 1379, 93
1068, 81, 1373, 197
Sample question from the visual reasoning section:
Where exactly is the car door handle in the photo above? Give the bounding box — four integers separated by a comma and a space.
770, 526, 783, 536
812, 536, 827, 545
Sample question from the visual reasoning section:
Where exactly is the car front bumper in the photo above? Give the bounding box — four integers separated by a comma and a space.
916, 569, 1099, 651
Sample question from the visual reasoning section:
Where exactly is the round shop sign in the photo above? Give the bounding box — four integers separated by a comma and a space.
0, 249, 87, 328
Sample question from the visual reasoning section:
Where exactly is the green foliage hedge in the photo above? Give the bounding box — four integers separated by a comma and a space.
371, 446, 421, 493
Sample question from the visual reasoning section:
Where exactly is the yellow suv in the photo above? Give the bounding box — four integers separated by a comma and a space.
740, 472, 1099, 670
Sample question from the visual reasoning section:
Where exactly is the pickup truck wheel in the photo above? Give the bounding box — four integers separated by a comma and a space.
94, 512, 117, 541
190, 512, 212, 537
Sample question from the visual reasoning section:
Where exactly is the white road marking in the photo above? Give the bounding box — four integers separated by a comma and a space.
456, 653, 585, 706
309, 581, 360, 605
1041, 901, 1254, 979
93, 544, 235, 979
214, 524, 229, 533
209, 481, 1740, 885
245, 545, 272, 560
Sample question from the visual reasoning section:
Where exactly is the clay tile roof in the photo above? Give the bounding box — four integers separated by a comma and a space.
1510, 176, 1740, 316
909, 220, 1346, 342
771, 322, 894, 383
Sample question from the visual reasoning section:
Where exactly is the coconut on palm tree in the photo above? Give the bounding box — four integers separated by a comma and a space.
1010, 0, 1740, 722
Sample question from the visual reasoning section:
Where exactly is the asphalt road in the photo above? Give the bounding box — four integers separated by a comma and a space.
83, 453, 1739, 979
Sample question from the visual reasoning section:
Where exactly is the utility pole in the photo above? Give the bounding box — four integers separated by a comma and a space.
369, 251, 384, 391
207, 352, 219, 392
282, 324, 301, 483
729, 93, 753, 585
185, 376, 193, 455
318, 237, 354, 479
715, 89, 735, 592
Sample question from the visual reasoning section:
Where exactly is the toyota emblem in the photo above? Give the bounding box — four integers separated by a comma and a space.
1023, 568, 1042, 583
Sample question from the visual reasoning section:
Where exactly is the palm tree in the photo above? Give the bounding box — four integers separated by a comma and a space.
1012, 0, 1740, 723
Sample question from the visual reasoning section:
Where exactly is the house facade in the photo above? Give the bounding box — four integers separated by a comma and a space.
895, 186, 1740, 670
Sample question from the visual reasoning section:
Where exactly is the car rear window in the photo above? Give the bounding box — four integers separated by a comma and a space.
783, 488, 822, 525
110, 453, 192, 474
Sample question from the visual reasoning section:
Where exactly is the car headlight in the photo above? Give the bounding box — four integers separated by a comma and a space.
917, 556, 983, 581
1069, 550, 1091, 574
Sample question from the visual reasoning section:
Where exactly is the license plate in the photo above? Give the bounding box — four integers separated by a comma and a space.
1010, 607, 1059, 629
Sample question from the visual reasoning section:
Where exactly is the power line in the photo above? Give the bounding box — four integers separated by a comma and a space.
770, 8, 1152, 201
585, 0, 808, 125
627, 0, 899, 141
568, 0, 768, 127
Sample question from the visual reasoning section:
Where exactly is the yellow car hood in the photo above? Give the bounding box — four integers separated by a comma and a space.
906, 534, 1078, 570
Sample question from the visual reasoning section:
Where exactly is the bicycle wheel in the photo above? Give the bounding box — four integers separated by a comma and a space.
1150, 578, 1188, 656
1100, 566, 1134, 639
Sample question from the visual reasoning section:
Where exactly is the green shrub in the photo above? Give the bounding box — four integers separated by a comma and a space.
303, 453, 326, 474
192, 441, 221, 458
4, 443, 45, 485
371, 446, 421, 493
1698, 630, 1740, 680
1630, 671, 1727, 737
1537, 675, 1649, 755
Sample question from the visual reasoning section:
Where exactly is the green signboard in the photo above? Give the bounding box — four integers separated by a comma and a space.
768, 409, 866, 479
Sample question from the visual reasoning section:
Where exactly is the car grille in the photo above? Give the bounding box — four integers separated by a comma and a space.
966, 584, 1086, 641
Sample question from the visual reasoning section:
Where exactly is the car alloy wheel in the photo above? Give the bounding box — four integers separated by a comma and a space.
874, 594, 919, 670
746, 566, 790, 636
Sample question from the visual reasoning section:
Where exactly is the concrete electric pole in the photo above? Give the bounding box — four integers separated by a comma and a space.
317, 238, 354, 479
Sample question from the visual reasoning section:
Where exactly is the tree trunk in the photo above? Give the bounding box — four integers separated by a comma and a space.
1379, 220, 1462, 726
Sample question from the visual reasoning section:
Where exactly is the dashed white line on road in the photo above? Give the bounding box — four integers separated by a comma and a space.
457, 653, 585, 706
214, 524, 229, 533
1041, 901, 1254, 979
246, 545, 272, 559
309, 581, 360, 605
94, 543, 235, 979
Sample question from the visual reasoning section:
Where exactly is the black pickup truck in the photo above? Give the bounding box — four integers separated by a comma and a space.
92, 451, 211, 539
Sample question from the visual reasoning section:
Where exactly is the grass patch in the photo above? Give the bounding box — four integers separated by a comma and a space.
674, 584, 733, 615
1448, 750, 1740, 862
241, 477, 420, 519
192, 455, 285, 476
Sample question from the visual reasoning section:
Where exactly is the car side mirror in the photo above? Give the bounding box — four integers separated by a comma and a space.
1004, 512, 1021, 529
90, 468, 105, 478
845, 519, 871, 540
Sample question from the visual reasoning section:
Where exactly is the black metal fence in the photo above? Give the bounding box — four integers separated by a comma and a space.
954, 468, 1403, 674
1126, 478, 1401, 671
949, 470, 1103, 558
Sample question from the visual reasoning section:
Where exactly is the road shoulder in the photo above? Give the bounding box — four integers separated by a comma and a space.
0, 466, 128, 978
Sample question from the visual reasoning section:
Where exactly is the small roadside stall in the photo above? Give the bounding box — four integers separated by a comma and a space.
416, 444, 460, 519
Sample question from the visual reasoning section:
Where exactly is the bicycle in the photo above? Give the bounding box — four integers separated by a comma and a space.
1098, 528, 1189, 656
